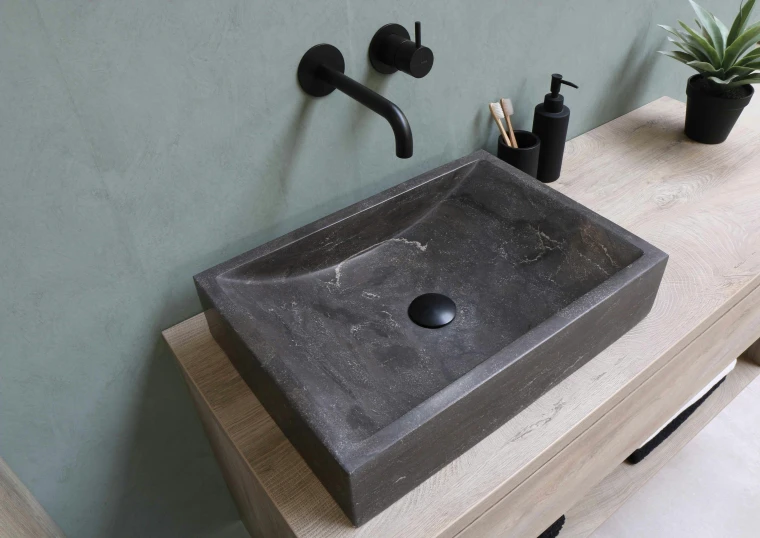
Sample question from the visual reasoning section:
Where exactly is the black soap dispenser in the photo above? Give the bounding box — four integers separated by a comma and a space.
532, 74, 578, 183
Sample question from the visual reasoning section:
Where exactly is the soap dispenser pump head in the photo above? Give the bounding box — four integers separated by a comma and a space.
550, 73, 579, 97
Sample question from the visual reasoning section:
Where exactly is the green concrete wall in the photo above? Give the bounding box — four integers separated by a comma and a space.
0, 0, 731, 536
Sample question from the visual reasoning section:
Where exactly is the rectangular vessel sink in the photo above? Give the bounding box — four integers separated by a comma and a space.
195, 151, 668, 526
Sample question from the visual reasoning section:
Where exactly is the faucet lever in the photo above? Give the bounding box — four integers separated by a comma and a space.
415, 21, 421, 48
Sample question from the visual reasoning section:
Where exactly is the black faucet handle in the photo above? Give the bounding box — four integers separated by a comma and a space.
369, 22, 434, 79
396, 22, 433, 79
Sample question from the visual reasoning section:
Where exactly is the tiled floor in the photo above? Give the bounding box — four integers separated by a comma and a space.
591, 372, 760, 537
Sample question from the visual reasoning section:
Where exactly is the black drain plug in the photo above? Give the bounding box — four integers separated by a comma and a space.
408, 293, 456, 329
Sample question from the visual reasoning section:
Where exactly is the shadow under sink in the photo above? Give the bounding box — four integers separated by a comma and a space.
195, 150, 668, 526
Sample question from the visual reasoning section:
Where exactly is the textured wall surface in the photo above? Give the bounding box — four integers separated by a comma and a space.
0, 0, 730, 536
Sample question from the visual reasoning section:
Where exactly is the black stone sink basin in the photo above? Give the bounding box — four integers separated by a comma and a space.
194, 151, 667, 526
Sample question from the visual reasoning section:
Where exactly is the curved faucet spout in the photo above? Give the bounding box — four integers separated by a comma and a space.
316, 64, 413, 158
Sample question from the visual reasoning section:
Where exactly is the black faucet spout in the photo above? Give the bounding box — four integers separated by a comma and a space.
297, 44, 414, 159
317, 65, 413, 158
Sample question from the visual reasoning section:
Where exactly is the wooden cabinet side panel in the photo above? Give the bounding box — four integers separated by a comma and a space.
0, 457, 66, 538
182, 372, 296, 538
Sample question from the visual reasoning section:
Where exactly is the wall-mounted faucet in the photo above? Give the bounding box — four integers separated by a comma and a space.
297, 44, 413, 159
369, 22, 434, 78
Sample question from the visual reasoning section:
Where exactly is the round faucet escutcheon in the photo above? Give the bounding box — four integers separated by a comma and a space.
408, 293, 456, 329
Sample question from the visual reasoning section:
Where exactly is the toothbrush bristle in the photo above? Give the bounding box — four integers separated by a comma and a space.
501, 98, 514, 116
490, 102, 504, 118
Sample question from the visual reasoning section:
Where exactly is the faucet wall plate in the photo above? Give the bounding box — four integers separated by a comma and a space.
297, 44, 345, 97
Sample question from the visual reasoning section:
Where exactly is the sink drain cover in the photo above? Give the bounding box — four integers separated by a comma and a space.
408, 293, 456, 329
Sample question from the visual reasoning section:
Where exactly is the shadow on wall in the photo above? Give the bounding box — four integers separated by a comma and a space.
91, 108, 328, 536
98, 307, 248, 537
258, 95, 315, 234
259, 63, 393, 233
598, 15, 660, 123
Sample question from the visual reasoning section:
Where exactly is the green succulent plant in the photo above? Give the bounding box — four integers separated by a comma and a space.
659, 0, 760, 90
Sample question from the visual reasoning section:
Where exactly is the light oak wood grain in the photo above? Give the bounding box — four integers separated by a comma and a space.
163, 97, 760, 537
0, 456, 65, 538
562, 356, 760, 538
181, 367, 297, 538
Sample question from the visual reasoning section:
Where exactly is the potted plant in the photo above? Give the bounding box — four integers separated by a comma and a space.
660, 0, 760, 143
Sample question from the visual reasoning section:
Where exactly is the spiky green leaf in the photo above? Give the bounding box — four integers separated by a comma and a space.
723, 21, 760, 68
679, 21, 722, 66
669, 41, 700, 60
708, 74, 739, 84
661, 25, 712, 62
658, 50, 696, 65
738, 47, 760, 64
690, 1, 725, 58
687, 61, 723, 75
659, 24, 682, 38
727, 74, 760, 87
727, 0, 757, 45
670, 38, 710, 62
725, 65, 757, 78
714, 15, 730, 42
738, 57, 760, 69
683, 36, 715, 62
695, 18, 713, 42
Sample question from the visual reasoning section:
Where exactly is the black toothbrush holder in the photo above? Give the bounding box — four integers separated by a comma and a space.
497, 131, 541, 179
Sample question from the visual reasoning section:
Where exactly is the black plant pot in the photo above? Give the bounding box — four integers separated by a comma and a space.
685, 74, 754, 144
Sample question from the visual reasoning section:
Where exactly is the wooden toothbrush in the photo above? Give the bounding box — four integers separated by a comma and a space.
489, 102, 512, 147
500, 98, 518, 148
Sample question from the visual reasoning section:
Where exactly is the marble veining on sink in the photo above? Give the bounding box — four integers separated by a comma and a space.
195, 150, 668, 526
